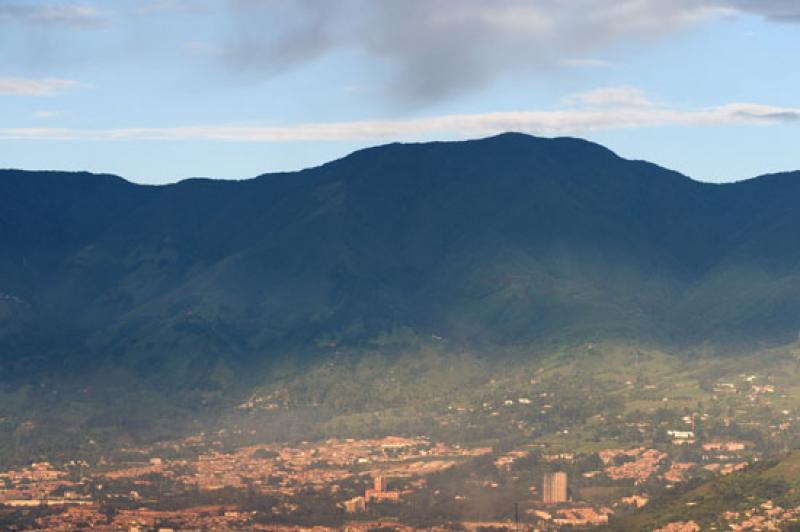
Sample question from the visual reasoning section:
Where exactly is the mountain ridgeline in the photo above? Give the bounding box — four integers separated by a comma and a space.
1, 133, 800, 451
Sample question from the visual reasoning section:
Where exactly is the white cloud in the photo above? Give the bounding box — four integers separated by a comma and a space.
133, 0, 208, 16
34, 110, 66, 119
722, 0, 800, 22
0, 78, 80, 96
1, 88, 797, 142
220, 0, 720, 105
562, 86, 656, 108
182, 41, 223, 58
561, 58, 617, 69
0, 3, 106, 29
217, 0, 800, 106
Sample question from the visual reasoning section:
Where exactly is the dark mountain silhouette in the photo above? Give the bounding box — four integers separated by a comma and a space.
1, 133, 800, 455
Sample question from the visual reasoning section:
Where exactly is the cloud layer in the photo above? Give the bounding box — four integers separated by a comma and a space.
220, 0, 715, 105
0, 3, 106, 28
215, 0, 799, 105
726, 0, 800, 22
2, 1, 797, 106
1, 87, 797, 142
0, 78, 80, 96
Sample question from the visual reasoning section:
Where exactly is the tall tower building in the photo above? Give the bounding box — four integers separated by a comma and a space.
543, 471, 567, 504
365, 474, 400, 502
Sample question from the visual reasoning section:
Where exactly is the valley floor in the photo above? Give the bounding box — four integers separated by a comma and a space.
4, 341, 800, 530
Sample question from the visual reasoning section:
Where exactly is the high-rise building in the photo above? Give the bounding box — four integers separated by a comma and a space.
543, 471, 567, 504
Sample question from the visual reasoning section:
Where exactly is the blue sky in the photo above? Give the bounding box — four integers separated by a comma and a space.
1, 0, 799, 184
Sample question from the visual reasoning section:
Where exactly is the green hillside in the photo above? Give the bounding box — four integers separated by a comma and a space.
607, 451, 800, 530
1, 133, 800, 461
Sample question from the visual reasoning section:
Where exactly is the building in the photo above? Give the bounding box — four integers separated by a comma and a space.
622, 495, 649, 508
543, 472, 567, 505
553, 507, 611, 526
344, 496, 366, 513
702, 441, 746, 452
365, 474, 400, 502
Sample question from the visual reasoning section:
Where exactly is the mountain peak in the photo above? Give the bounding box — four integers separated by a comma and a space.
309, 132, 625, 181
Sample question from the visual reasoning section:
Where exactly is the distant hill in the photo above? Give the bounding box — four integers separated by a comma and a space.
606, 451, 800, 530
1, 132, 800, 456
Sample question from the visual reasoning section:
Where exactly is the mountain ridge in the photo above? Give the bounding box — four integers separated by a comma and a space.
1, 132, 800, 459
2, 133, 799, 352
5, 133, 797, 191
0, 132, 700, 186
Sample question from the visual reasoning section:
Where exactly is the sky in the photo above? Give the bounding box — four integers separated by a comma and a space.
0, 0, 799, 184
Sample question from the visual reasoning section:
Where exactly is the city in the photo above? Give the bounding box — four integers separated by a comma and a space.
4, 345, 800, 530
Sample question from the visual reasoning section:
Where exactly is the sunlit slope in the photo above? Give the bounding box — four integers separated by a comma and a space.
606, 451, 800, 530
